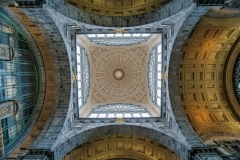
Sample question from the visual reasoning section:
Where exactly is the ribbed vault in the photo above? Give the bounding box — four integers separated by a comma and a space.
179, 15, 240, 141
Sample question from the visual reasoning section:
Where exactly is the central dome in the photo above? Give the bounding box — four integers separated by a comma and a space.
89, 46, 149, 104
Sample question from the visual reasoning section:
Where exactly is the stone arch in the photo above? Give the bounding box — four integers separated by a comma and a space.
62, 134, 182, 160
52, 125, 189, 160
168, 5, 210, 146
0, 5, 46, 158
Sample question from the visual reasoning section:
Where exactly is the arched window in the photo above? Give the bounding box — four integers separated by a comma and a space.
233, 54, 240, 103
0, 12, 39, 151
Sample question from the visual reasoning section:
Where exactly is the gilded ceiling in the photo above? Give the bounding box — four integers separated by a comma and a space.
179, 16, 240, 141
62, 135, 182, 160
64, 0, 172, 16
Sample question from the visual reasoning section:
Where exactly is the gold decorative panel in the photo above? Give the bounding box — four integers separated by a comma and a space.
179, 17, 240, 140
62, 135, 182, 160
64, 0, 172, 16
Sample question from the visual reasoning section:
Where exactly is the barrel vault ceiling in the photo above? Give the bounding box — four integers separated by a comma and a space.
179, 14, 240, 142
64, 0, 172, 16
62, 135, 181, 160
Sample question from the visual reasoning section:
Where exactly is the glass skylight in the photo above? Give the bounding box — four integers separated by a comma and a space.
85, 33, 152, 46
148, 43, 162, 108
76, 45, 90, 109
88, 104, 151, 118
77, 33, 162, 118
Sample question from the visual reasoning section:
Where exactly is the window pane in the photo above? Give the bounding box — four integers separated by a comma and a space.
142, 113, 150, 117
157, 98, 161, 106
124, 113, 131, 118
116, 113, 123, 118
133, 113, 141, 117
98, 114, 106, 118
108, 114, 115, 118
89, 114, 97, 118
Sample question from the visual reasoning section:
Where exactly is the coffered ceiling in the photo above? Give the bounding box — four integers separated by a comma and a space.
64, 0, 172, 16
179, 16, 240, 141
61, 135, 182, 160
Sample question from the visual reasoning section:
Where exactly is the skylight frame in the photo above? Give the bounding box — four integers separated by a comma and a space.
76, 33, 163, 118
85, 33, 152, 46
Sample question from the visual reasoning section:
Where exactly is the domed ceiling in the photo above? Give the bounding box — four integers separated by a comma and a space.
64, 0, 172, 16
76, 34, 162, 117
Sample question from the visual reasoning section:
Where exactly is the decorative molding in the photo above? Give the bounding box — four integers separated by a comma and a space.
110, 28, 129, 34
162, 67, 167, 86
72, 68, 77, 87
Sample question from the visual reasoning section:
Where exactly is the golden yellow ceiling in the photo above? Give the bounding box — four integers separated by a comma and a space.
179, 16, 240, 141
64, 0, 172, 16
62, 135, 182, 160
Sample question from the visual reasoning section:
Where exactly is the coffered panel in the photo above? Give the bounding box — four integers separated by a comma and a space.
62, 135, 182, 160
179, 17, 240, 139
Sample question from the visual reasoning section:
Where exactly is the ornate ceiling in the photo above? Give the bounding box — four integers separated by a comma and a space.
179, 16, 240, 141
90, 46, 148, 104
4, 0, 240, 159
77, 34, 161, 117
61, 135, 182, 160
64, 0, 172, 16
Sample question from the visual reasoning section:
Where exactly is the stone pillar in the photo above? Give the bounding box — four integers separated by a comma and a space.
0, 101, 18, 120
